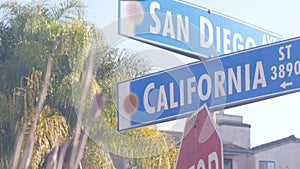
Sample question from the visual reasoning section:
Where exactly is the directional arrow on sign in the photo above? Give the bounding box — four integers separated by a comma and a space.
118, 37, 300, 131
280, 81, 293, 89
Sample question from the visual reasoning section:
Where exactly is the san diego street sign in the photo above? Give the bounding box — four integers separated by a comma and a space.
118, 0, 283, 59
117, 36, 300, 131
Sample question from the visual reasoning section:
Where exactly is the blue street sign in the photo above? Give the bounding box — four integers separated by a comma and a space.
118, 37, 300, 131
118, 0, 283, 59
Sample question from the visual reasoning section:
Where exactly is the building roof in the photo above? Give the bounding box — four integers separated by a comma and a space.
163, 130, 254, 155
162, 130, 183, 147
223, 143, 253, 155
217, 121, 251, 128
163, 131, 300, 156
163, 130, 182, 142
216, 113, 251, 128
252, 135, 300, 153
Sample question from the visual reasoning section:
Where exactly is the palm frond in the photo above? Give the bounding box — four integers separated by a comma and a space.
50, 0, 85, 22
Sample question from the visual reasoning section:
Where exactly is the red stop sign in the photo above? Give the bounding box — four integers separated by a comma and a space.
176, 105, 223, 169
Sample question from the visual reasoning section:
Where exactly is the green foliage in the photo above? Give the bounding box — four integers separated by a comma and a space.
0, 0, 179, 168
82, 139, 115, 169
32, 106, 69, 169
0, 68, 42, 168
95, 48, 151, 128
0, 93, 19, 169
92, 47, 179, 167
0, 0, 94, 95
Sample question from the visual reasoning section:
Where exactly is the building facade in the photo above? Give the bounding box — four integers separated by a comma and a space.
216, 113, 300, 169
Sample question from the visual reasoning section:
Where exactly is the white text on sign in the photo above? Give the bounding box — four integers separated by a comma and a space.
143, 61, 266, 114
149, 1, 277, 54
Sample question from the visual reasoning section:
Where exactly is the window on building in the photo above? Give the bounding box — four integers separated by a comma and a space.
259, 161, 275, 169
224, 158, 232, 169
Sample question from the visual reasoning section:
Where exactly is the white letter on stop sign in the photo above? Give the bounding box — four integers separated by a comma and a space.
188, 151, 219, 169
208, 151, 219, 169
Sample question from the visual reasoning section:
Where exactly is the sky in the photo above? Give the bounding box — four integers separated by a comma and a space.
15, 0, 300, 147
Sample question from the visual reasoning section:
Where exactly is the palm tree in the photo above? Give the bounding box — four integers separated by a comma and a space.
0, 0, 106, 168
0, 0, 179, 168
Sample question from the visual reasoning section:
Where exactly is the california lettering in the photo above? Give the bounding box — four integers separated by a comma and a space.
143, 60, 267, 114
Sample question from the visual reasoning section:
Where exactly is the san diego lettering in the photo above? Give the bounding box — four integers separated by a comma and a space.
149, 1, 277, 54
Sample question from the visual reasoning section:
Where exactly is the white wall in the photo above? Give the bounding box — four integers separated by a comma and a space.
218, 125, 251, 149
249, 142, 300, 169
